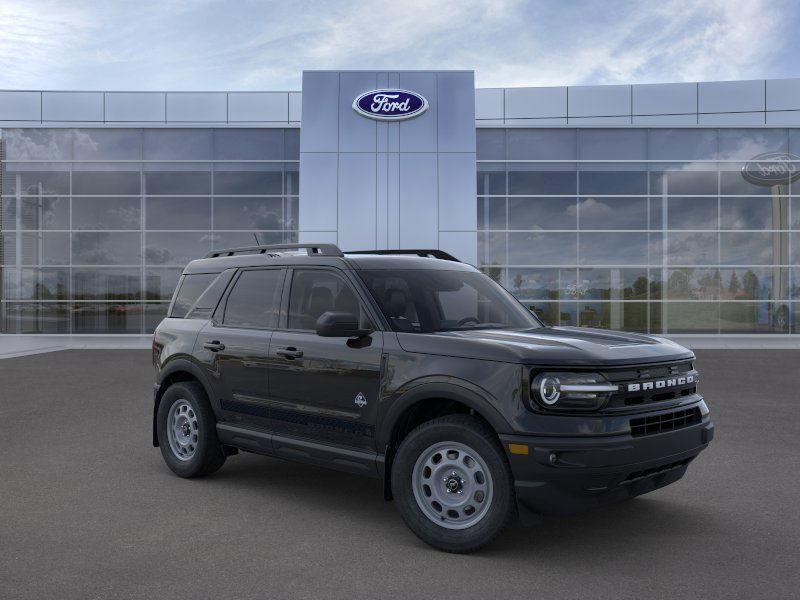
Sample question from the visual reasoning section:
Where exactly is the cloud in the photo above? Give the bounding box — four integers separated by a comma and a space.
0, 0, 795, 90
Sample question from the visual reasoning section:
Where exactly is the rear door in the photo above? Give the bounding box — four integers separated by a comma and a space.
197, 267, 285, 428
267, 267, 383, 451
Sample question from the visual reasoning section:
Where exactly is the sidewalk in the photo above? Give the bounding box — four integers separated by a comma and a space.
0, 335, 152, 359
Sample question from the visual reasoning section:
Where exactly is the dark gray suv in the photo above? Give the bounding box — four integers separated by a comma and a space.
152, 243, 713, 553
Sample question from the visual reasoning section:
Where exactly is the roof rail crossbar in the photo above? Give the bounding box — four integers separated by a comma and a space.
344, 249, 460, 262
205, 243, 343, 259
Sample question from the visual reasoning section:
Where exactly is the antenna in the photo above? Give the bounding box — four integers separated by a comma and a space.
253, 232, 260, 245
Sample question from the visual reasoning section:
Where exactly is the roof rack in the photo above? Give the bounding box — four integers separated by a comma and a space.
344, 249, 460, 262
205, 243, 344, 259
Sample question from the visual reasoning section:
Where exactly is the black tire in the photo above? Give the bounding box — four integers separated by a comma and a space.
391, 414, 516, 553
156, 381, 226, 478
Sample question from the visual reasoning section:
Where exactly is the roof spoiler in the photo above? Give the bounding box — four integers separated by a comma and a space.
344, 249, 460, 262
205, 243, 343, 259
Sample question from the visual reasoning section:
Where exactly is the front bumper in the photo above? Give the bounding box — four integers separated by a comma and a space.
500, 412, 714, 520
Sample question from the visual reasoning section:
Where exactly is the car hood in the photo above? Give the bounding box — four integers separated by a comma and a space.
395, 326, 693, 367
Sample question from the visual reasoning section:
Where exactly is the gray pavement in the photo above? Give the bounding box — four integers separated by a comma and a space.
0, 349, 798, 600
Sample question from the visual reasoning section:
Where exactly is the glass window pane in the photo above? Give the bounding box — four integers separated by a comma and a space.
507, 129, 576, 160
578, 302, 648, 332
214, 129, 283, 160
667, 197, 718, 230
211, 231, 290, 250
666, 268, 720, 300
2, 267, 69, 300
476, 129, 505, 160
508, 168, 576, 195
223, 269, 284, 328
719, 267, 783, 301
650, 169, 718, 195
145, 303, 171, 333
284, 164, 299, 196
146, 268, 182, 300
720, 168, 777, 195
718, 129, 788, 160
3, 302, 71, 333
143, 129, 213, 160
478, 232, 506, 266
144, 171, 210, 195
579, 171, 647, 195
72, 268, 141, 300
507, 268, 576, 300
720, 232, 776, 265
477, 165, 506, 195
20, 197, 69, 230
11, 170, 70, 196
213, 169, 282, 195
579, 233, 649, 266
213, 197, 284, 230
287, 269, 365, 330
72, 232, 140, 265
508, 197, 576, 230
578, 197, 647, 230
285, 129, 300, 159
523, 301, 559, 326
18, 232, 70, 265
667, 232, 718, 265
72, 197, 141, 230
73, 129, 141, 160
578, 129, 646, 160
719, 302, 775, 333
145, 232, 211, 266
3, 129, 72, 160
720, 197, 784, 230
648, 129, 718, 161
72, 303, 143, 333
577, 268, 649, 300
477, 197, 506, 230
72, 171, 141, 195
145, 197, 211, 230
664, 302, 719, 333
508, 232, 577, 266
1, 197, 17, 227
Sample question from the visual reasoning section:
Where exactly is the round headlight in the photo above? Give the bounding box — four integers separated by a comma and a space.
538, 376, 561, 405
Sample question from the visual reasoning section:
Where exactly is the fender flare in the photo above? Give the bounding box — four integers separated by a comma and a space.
152, 357, 217, 446
376, 379, 513, 451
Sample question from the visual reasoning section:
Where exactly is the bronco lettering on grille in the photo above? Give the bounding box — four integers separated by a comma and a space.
627, 374, 695, 393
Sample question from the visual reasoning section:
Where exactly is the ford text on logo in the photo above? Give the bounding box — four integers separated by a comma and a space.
741, 152, 800, 187
352, 89, 428, 121
627, 374, 696, 393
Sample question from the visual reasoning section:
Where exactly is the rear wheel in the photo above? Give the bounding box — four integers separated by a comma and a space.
156, 381, 225, 478
391, 414, 516, 553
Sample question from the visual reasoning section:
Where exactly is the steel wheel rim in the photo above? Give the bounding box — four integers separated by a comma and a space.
412, 441, 494, 530
166, 399, 199, 461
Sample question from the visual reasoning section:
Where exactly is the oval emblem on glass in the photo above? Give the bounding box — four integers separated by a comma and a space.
352, 89, 428, 121
741, 152, 800, 187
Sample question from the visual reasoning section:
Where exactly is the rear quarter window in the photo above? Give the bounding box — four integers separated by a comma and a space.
170, 270, 233, 318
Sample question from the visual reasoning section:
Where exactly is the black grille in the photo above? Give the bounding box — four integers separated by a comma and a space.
629, 407, 702, 437
603, 361, 698, 408
622, 458, 693, 483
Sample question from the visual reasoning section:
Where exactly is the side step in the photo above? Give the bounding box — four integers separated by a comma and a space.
216, 423, 381, 478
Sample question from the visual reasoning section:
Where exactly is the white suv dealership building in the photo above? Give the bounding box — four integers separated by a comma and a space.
1, 71, 799, 337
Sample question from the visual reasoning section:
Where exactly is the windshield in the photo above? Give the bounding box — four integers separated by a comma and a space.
357, 269, 542, 333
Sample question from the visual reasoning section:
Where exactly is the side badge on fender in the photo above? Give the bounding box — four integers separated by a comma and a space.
354, 392, 368, 408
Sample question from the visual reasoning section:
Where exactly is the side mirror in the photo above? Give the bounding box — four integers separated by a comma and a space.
315, 311, 371, 338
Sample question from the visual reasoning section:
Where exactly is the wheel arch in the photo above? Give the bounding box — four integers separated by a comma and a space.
153, 358, 215, 447
378, 381, 512, 499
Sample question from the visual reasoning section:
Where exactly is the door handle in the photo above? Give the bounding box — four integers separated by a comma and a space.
203, 340, 226, 352
276, 347, 303, 360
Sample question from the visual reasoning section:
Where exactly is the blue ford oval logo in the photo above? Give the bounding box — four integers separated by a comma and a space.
742, 152, 800, 186
352, 89, 428, 121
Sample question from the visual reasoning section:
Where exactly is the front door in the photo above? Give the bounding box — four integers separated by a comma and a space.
267, 268, 383, 451
197, 267, 285, 428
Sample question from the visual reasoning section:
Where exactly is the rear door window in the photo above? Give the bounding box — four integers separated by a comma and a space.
286, 269, 371, 331
222, 268, 284, 329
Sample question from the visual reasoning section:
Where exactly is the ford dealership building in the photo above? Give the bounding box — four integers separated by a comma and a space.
1, 70, 799, 338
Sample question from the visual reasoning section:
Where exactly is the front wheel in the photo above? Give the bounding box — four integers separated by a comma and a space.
391, 414, 516, 553
156, 381, 226, 478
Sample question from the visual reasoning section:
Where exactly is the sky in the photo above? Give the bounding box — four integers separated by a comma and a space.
0, 0, 798, 91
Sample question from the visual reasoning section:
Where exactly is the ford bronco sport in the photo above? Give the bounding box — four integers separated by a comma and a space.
152, 243, 713, 553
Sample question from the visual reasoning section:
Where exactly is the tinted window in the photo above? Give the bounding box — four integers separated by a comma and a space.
287, 270, 368, 331
358, 270, 541, 333
223, 269, 283, 328
171, 273, 218, 318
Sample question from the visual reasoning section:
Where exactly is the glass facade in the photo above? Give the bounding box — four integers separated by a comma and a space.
477, 128, 800, 334
0, 128, 299, 333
